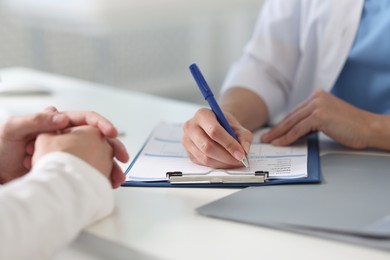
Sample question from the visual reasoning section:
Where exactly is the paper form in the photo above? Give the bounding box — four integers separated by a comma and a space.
126, 122, 308, 182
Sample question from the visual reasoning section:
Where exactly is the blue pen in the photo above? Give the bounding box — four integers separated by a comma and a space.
189, 63, 249, 168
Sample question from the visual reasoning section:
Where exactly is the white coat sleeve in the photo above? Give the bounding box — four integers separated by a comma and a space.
221, 0, 301, 121
0, 151, 114, 260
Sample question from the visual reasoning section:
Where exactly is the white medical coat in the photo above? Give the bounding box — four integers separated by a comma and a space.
222, 0, 364, 121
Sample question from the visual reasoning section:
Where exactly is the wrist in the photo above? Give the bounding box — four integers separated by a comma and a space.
367, 114, 390, 150
220, 88, 269, 130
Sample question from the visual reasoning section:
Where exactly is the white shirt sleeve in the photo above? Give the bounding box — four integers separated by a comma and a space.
222, 0, 363, 122
221, 0, 301, 121
0, 151, 114, 260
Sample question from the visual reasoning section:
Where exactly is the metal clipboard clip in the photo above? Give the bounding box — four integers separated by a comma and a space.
166, 170, 269, 184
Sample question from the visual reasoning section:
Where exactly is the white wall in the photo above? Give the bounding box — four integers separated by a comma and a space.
0, 0, 263, 103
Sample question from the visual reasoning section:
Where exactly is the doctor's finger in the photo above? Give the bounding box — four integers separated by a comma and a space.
192, 125, 241, 165
187, 151, 237, 169
282, 97, 312, 123
197, 118, 246, 162
182, 134, 240, 168
262, 102, 313, 142
272, 90, 329, 131
182, 135, 211, 165
186, 143, 239, 169
271, 115, 319, 146
193, 108, 232, 145
234, 126, 253, 155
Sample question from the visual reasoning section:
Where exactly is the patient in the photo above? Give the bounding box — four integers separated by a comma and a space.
0, 106, 129, 260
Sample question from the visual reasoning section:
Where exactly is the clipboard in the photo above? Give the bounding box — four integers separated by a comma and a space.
165, 170, 270, 184
122, 123, 321, 188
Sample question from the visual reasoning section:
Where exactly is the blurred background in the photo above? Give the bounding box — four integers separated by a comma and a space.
0, 0, 263, 103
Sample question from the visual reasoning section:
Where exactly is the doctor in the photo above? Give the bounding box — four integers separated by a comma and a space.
182, 0, 390, 168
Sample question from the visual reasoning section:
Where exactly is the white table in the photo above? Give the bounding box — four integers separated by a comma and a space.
1, 68, 389, 260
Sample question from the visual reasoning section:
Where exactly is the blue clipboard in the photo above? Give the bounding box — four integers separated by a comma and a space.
122, 132, 321, 188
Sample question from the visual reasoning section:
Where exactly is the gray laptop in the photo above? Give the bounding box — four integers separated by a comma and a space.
197, 153, 390, 250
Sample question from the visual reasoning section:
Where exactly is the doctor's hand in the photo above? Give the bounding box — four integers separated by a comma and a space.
32, 125, 128, 188
0, 107, 123, 184
261, 90, 378, 149
181, 108, 252, 169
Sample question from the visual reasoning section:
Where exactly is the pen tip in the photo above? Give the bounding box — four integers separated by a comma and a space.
241, 156, 250, 168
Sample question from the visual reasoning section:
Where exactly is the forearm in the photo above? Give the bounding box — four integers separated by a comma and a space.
368, 114, 390, 151
220, 87, 269, 131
